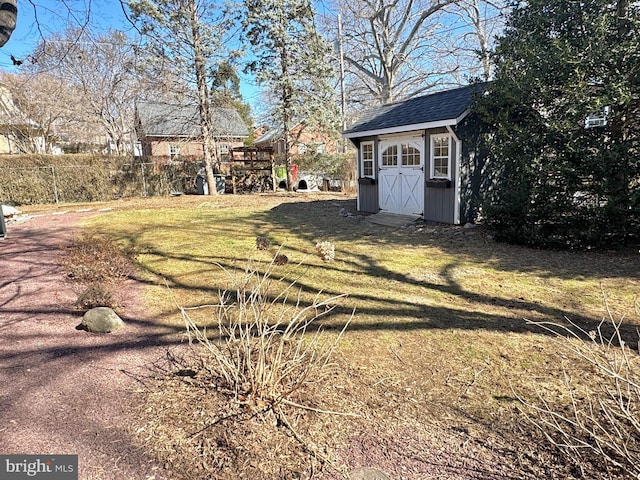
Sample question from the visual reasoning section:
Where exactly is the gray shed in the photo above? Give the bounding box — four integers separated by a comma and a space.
343, 83, 488, 224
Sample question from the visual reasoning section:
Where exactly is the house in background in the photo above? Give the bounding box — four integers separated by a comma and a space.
253, 121, 340, 157
343, 83, 489, 225
135, 101, 249, 164
0, 86, 46, 154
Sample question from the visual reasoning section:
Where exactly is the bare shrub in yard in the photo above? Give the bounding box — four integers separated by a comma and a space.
65, 233, 135, 310
179, 260, 352, 411
255, 235, 270, 251
518, 302, 640, 479
74, 283, 113, 309
65, 233, 134, 284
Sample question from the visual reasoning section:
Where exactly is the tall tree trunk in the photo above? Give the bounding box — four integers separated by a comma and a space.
189, 0, 218, 195
280, 40, 294, 192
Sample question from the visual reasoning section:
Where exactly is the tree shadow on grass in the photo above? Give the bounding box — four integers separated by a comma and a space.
265, 198, 640, 281
76, 196, 639, 349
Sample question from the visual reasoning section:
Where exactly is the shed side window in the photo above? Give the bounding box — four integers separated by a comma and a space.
361, 141, 374, 177
381, 145, 398, 166
431, 135, 451, 179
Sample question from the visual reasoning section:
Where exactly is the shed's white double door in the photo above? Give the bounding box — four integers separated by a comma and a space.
378, 136, 424, 216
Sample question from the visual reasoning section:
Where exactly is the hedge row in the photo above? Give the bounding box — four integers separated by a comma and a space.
0, 155, 201, 205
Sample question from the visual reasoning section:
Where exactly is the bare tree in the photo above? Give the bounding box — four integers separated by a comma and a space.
444, 0, 507, 82
332, 0, 458, 105
125, 0, 237, 194
0, 71, 80, 153
27, 28, 141, 154
324, 0, 508, 108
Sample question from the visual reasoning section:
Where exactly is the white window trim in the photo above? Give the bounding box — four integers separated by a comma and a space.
360, 141, 375, 178
430, 134, 452, 180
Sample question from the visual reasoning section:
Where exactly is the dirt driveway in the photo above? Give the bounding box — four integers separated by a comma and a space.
0, 210, 180, 480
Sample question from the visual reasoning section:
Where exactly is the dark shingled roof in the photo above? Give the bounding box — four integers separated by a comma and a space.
136, 101, 249, 138
343, 83, 487, 137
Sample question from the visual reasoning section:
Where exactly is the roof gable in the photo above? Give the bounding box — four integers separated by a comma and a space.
136, 101, 249, 138
343, 83, 487, 138
254, 128, 282, 144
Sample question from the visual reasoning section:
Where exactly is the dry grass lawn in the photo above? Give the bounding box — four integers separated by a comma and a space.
58, 193, 640, 479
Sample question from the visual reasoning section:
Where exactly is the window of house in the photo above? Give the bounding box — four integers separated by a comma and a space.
360, 141, 374, 177
219, 143, 230, 155
402, 144, 421, 166
585, 106, 609, 129
298, 143, 307, 154
430, 135, 451, 179
169, 144, 180, 160
316, 143, 325, 154
381, 144, 398, 166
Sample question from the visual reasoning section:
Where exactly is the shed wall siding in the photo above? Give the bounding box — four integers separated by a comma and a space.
455, 114, 488, 224
356, 136, 379, 213
423, 131, 456, 223
359, 184, 379, 212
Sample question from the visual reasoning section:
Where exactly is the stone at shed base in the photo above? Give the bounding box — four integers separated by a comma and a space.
350, 467, 392, 480
82, 307, 124, 333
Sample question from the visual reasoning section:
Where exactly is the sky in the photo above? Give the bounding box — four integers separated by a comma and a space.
0, 1, 126, 68
0, 0, 263, 111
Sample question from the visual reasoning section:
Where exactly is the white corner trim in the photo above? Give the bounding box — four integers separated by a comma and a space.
445, 125, 460, 142
447, 125, 463, 225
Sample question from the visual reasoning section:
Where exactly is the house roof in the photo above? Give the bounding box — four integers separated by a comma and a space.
136, 101, 249, 138
254, 127, 282, 145
253, 120, 310, 145
343, 83, 488, 138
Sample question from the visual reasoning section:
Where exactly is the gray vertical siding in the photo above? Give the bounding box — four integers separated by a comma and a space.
424, 129, 456, 223
356, 136, 379, 213
359, 183, 379, 212
456, 114, 489, 224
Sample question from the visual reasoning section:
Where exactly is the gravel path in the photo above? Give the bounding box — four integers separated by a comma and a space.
0, 211, 180, 480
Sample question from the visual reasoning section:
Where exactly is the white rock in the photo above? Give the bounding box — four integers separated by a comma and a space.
1, 205, 20, 217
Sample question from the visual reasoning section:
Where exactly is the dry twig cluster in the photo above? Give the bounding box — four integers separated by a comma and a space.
518, 299, 640, 478
180, 260, 352, 410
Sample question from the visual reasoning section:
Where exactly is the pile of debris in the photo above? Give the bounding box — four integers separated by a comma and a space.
233, 174, 274, 194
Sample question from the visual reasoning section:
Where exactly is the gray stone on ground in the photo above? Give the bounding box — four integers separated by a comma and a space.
82, 307, 125, 333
